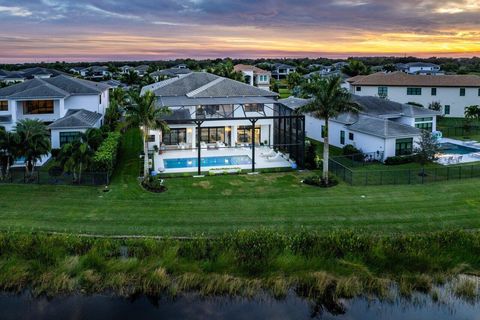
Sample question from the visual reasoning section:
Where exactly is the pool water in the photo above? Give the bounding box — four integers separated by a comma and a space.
439, 143, 479, 155
164, 155, 252, 169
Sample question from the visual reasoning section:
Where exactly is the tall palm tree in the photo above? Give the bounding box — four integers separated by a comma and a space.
0, 127, 19, 180
58, 139, 94, 183
125, 90, 170, 178
14, 119, 51, 177
122, 69, 141, 86
341, 60, 370, 77
297, 76, 360, 184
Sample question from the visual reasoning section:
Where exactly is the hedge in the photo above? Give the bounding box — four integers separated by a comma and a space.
92, 132, 121, 176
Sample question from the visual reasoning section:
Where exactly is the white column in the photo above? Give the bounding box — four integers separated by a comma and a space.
231, 126, 238, 147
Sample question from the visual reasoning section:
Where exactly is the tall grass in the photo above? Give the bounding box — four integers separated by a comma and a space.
0, 230, 480, 302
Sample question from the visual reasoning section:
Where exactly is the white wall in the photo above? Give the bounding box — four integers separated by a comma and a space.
65, 91, 108, 116
352, 85, 480, 117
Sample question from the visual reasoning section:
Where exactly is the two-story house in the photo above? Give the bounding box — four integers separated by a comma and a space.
0, 75, 109, 150
348, 72, 480, 117
271, 63, 297, 80
396, 62, 443, 75
233, 64, 271, 90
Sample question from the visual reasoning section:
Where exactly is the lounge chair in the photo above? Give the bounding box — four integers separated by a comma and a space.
266, 153, 284, 162
471, 153, 480, 159
200, 142, 207, 149
215, 141, 226, 148
260, 150, 276, 158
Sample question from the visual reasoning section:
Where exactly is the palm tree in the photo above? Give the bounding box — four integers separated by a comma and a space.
110, 88, 128, 106
209, 61, 244, 81
125, 90, 170, 178
0, 127, 19, 180
14, 119, 51, 178
122, 69, 141, 86
297, 76, 360, 184
342, 60, 370, 77
465, 105, 480, 120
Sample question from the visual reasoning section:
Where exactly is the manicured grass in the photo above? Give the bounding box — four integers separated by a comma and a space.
1, 128, 480, 236
437, 117, 480, 140
278, 88, 291, 99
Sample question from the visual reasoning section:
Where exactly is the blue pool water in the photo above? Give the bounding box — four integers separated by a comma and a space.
439, 143, 479, 155
164, 155, 252, 169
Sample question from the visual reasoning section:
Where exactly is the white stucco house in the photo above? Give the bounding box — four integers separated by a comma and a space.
141, 72, 305, 174
347, 72, 480, 117
396, 62, 443, 75
280, 95, 440, 160
0, 75, 109, 150
234, 64, 271, 90
271, 63, 297, 80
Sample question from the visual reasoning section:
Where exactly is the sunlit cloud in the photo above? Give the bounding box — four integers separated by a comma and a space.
0, 5, 32, 17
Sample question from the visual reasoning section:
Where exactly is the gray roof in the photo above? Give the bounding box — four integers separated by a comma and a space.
278, 97, 311, 110
273, 63, 296, 69
143, 72, 277, 100
151, 68, 193, 78
0, 75, 109, 99
157, 96, 276, 107
342, 114, 421, 138
351, 95, 440, 118
48, 109, 102, 130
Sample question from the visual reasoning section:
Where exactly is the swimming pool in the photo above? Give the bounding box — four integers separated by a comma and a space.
439, 143, 479, 155
163, 155, 252, 169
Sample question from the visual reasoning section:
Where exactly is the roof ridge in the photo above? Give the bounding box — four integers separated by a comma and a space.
186, 77, 224, 97
37, 78, 71, 97
142, 74, 193, 95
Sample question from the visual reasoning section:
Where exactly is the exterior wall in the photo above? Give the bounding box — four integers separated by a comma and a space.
64, 90, 109, 116
352, 85, 480, 117
50, 128, 86, 149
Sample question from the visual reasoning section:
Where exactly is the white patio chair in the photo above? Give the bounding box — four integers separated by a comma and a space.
260, 150, 276, 158
266, 153, 283, 162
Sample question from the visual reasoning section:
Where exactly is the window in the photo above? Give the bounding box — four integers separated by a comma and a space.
356, 86, 362, 92
244, 103, 264, 113
321, 125, 325, 138
378, 86, 388, 97
395, 138, 413, 156
0, 100, 7, 111
349, 132, 354, 141
340, 130, 345, 145
460, 88, 466, 96
258, 75, 268, 82
99, 94, 102, 104
478, 88, 480, 96
407, 88, 422, 95
444, 105, 450, 115
162, 128, 186, 145
431, 88, 437, 96
23, 100, 54, 114
59, 132, 81, 147
415, 122, 433, 131
148, 135, 156, 142
236, 126, 260, 144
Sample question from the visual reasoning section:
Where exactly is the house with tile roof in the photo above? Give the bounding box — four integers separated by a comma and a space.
280, 95, 440, 160
234, 64, 271, 91
347, 72, 480, 117
0, 75, 109, 149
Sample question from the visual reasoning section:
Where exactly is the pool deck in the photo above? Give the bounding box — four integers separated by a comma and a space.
153, 146, 293, 173
437, 138, 480, 165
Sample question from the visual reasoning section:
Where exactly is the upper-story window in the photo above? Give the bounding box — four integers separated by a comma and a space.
244, 103, 264, 113
258, 75, 268, 82
460, 88, 466, 96
431, 88, 437, 96
99, 94, 102, 104
356, 86, 362, 92
407, 88, 422, 95
378, 86, 388, 97
23, 100, 54, 114
0, 100, 7, 111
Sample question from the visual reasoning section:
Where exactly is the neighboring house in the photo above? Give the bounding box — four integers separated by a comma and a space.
347, 72, 480, 117
396, 62, 443, 75
0, 67, 64, 84
120, 65, 133, 74
333, 62, 349, 70
80, 66, 111, 78
150, 68, 192, 81
0, 75, 109, 149
280, 95, 440, 161
135, 65, 149, 77
174, 64, 188, 69
0, 70, 26, 84
141, 72, 278, 150
101, 79, 127, 89
271, 63, 297, 80
69, 67, 85, 75
234, 64, 271, 90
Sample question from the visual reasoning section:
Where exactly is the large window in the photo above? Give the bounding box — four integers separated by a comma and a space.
162, 128, 186, 145
196, 127, 231, 144
0, 100, 7, 111
460, 88, 466, 96
395, 138, 413, 156
59, 131, 81, 147
407, 88, 422, 95
378, 86, 388, 97
244, 103, 264, 113
431, 88, 437, 96
444, 105, 450, 115
23, 100, 54, 114
340, 130, 345, 145
237, 125, 260, 144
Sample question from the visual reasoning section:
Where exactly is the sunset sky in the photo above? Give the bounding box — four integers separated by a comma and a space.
1, 0, 480, 63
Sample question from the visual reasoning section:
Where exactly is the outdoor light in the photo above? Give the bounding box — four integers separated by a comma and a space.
187, 128, 192, 133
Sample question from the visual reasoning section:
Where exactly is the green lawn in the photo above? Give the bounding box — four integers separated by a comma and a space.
1, 128, 480, 236
278, 88, 291, 99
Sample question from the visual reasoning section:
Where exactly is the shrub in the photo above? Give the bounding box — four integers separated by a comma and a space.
302, 175, 339, 188
305, 141, 317, 169
342, 144, 361, 156
384, 155, 416, 165
91, 132, 121, 175
50, 148, 61, 159
141, 175, 167, 193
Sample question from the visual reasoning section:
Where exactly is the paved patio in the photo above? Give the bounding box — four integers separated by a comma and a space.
436, 138, 480, 165
153, 146, 294, 173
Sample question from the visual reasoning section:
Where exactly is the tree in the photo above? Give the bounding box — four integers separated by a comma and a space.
414, 130, 440, 165
208, 60, 244, 81
125, 90, 171, 178
14, 119, 51, 178
342, 60, 370, 77
383, 64, 397, 72
286, 72, 302, 90
297, 76, 360, 184
464, 105, 480, 120
122, 69, 141, 86
0, 127, 19, 180
428, 101, 442, 112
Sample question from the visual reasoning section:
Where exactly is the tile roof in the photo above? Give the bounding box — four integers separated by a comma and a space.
234, 64, 270, 75
348, 72, 480, 87
48, 109, 102, 129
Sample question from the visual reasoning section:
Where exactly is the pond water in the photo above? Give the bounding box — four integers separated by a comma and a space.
1, 291, 480, 320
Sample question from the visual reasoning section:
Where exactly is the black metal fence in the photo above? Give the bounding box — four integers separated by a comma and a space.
330, 159, 480, 186
0, 169, 109, 186
439, 126, 480, 138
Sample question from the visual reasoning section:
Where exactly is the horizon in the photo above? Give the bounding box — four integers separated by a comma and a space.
1, 1, 480, 63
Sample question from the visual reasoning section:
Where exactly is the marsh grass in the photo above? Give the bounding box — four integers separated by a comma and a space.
1, 230, 480, 302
